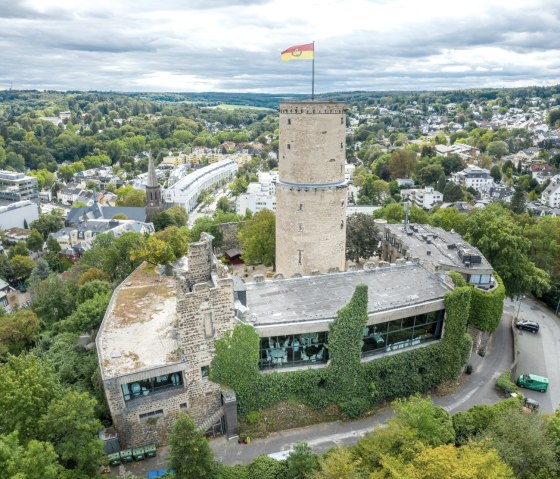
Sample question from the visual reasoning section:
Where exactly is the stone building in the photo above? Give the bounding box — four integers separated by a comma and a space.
145, 154, 163, 222
275, 101, 348, 277
96, 234, 237, 448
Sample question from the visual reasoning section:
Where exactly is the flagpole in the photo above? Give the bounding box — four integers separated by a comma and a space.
312, 41, 315, 100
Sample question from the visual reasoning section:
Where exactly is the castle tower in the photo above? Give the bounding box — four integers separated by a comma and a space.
275, 101, 348, 277
145, 153, 163, 221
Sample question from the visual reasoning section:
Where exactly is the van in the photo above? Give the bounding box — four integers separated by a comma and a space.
517, 373, 549, 393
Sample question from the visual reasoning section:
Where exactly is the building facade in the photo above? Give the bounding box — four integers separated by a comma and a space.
145, 154, 163, 221
97, 235, 236, 448
451, 165, 494, 193
0, 171, 39, 203
275, 102, 348, 277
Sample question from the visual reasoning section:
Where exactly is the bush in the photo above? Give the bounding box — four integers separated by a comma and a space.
339, 397, 370, 419
246, 411, 261, 425
496, 371, 517, 395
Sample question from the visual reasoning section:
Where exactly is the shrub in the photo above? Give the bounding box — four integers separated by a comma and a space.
496, 371, 517, 395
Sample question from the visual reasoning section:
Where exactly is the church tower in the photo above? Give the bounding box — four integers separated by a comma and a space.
275, 101, 348, 277
145, 153, 163, 222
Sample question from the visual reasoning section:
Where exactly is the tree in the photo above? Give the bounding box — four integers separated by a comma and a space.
407, 443, 514, 479
30, 211, 65, 240
0, 355, 62, 442
346, 213, 380, 263
388, 149, 417, 179
115, 185, 146, 206
238, 210, 275, 267
8, 240, 29, 259
9, 254, 35, 282
483, 408, 556, 478
166, 205, 188, 227
509, 187, 526, 214
46, 235, 61, 253
487, 141, 509, 159
443, 182, 464, 202
465, 204, 550, 298
30, 275, 77, 326
77, 267, 110, 285
26, 228, 45, 252
216, 196, 233, 213
247, 456, 285, 479
440, 154, 465, 175
0, 309, 40, 357
152, 211, 175, 231
0, 433, 63, 479
285, 442, 320, 479
76, 280, 112, 303
391, 394, 455, 447
310, 447, 360, 479
168, 413, 217, 479
490, 165, 502, 183
132, 235, 176, 266
38, 390, 105, 476
29, 257, 52, 282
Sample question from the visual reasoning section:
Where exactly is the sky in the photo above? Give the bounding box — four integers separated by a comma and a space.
1, 0, 559, 94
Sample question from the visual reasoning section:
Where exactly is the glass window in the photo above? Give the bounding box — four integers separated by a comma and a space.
122, 372, 183, 402
201, 366, 210, 378
139, 409, 163, 420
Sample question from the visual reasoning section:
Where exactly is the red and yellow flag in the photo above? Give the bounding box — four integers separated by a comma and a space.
281, 43, 314, 61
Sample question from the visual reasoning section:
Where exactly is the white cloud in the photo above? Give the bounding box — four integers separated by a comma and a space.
0, 0, 558, 92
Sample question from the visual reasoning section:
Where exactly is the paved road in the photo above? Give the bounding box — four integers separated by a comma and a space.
509, 296, 560, 412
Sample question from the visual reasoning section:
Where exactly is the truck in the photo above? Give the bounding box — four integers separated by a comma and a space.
517, 373, 549, 393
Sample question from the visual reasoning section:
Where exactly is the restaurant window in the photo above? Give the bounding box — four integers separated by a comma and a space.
259, 331, 329, 370
121, 372, 183, 402
139, 409, 163, 420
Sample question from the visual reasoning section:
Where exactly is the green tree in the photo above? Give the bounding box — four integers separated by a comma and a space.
30, 211, 64, 240
346, 213, 380, 263
465, 204, 550, 298
166, 205, 188, 227
46, 235, 61, 253
38, 390, 105, 476
487, 140, 509, 159
483, 408, 556, 478
0, 433, 63, 479
29, 257, 52, 282
440, 154, 465, 175
8, 240, 29, 259
509, 187, 526, 214
26, 228, 45, 252
490, 165, 502, 183
9, 254, 35, 282
247, 455, 285, 479
132, 235, 176, 266
388, 149, 417, 179
152, 211, 175, 231
168, 413, 217, 479
0, 355, 62, 442
310, 447, 360, 479
284, 442, 320, 479
115, 185, 146, 206
76, 280, 112, 303
238, 210, 275, 267
442, 182, 464, 202
217, 196, 233, 213
30, 275, 77, 326
0, 309, 40, 357
391, 394, 455, 447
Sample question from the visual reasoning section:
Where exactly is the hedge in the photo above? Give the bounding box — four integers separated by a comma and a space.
468, 274, 505, 333
211, 283, 472, 416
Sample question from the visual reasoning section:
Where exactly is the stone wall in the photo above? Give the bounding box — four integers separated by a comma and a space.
214, 221, 245, 256
276, 101, 348, 277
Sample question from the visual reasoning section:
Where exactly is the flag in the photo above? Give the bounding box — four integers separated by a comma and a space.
281, 43, 314, 61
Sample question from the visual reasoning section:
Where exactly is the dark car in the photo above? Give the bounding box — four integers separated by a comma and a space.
516, 319, 539, 333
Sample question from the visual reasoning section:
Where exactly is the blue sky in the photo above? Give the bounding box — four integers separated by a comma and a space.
1, 0, 559, 93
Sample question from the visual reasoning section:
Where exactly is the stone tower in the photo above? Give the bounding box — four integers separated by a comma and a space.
145, 153, 163, 221
275, 101, 348, 277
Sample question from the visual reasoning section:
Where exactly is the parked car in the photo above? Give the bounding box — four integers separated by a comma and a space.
517, 373, 549, 393
515, 319, 539, 333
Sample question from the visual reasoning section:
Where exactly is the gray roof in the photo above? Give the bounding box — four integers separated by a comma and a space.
244, 263, 450, 326
66, 204, 147, 225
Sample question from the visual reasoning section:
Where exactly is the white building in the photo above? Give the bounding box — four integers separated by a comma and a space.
236, 171, 278, 214
451, 165, 494, 193
0, 171, 39, 203
405, 187, 443, 210
0, 200, 39, 230
164, 160, 238, 212
541, 175, 560, 208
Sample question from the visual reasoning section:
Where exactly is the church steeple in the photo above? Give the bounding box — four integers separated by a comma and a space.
145, 152, 163, 222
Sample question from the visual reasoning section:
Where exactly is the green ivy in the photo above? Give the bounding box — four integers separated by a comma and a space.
211, 283, 472, 417
468, 274, 505, 333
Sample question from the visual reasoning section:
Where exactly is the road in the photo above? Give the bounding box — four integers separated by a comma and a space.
187, 188, 229, 227
508, 296, 560, 412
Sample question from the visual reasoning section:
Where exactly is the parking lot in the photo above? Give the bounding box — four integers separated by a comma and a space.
511, 297, 560, 413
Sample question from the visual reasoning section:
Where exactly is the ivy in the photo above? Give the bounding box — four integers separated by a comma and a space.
211, 283, 472, 417
468, 274, 505, 333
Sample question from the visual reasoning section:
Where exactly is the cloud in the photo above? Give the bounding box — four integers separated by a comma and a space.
0, 0, 558, 92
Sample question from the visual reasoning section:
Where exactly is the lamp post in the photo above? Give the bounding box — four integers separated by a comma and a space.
515, 295, 525, 321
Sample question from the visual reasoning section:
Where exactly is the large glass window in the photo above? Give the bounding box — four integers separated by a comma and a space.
259, 332, 329, 370
122, 372, 183, 402
362, 309, 444, 358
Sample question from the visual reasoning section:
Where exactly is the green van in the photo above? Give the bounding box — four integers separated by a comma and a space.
517, 373, 549, 393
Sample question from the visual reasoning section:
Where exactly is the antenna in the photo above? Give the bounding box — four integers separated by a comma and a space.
403, 201, 411, 233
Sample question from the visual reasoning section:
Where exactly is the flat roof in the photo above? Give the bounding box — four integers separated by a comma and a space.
384, 223, 493, 274
97, 263, 179, 380
244, 263, 450, 326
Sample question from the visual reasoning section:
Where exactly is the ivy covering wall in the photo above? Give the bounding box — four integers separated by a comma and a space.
468, 274, 505, 333
210, 283, 473, 417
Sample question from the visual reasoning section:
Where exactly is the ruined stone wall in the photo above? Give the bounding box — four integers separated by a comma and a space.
176, 235, 213, 297
215, 221, 245, 256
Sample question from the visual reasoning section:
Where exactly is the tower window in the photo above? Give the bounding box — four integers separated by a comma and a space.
287, 143, 291, 150
340, 142, 343, 149
340, 220, 344, 229
298, 203, 303, 211
287, 118, 291, 125
341, 117, 344, 124
298, 223, 304, 232
298, 250, 303, 265
341, 200, 345, 207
